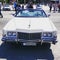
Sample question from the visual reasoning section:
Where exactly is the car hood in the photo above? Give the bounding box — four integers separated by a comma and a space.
4, 17, 57, 33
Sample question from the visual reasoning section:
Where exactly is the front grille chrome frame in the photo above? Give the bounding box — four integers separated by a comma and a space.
17, 32, 42, 40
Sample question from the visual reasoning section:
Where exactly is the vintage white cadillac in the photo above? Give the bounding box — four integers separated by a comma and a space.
2, 9, 57, 46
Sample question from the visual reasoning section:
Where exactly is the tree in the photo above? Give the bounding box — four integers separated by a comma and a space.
6, 0, 9, 3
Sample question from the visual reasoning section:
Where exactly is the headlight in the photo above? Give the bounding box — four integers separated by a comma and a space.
7, 32, 12, 36
7, 32, 16, 36
48, 33, 52, 37
13, 32, 16, 36
43, 32, 52, 37
43, 33, 47, 37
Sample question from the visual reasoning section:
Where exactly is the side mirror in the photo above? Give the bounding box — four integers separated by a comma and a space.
47, 13, 50, 17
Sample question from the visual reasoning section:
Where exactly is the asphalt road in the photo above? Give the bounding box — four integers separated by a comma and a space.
0, 11, 60, 60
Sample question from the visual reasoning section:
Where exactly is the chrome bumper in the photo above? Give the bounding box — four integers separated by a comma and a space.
2, 36, 57, 44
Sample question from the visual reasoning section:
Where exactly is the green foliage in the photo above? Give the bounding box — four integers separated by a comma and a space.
18, 0, 24, 4
6, 0, 9, 3
0, 0, 3, 2
0, 0, 9, 3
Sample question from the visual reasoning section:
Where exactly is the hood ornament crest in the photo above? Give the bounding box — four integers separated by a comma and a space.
28, 24, 31, 28
28, 21, 31, 28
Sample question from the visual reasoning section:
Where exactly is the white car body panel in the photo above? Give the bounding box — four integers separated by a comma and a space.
4, 6, 10, 9
3, 17, 57, 33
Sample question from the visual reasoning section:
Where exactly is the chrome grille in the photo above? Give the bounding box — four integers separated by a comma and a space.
18, 32, 41, 40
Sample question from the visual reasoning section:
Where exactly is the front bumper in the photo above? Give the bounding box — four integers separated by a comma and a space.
3, 8, 10, 11
2, 36, 57, 44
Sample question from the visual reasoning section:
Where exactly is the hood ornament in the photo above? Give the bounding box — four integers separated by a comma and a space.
28, 24, 31, 28
28, 21, 31, 28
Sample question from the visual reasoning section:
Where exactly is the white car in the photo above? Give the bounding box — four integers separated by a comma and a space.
2, 4, 11, 11
2, 9, 57, 47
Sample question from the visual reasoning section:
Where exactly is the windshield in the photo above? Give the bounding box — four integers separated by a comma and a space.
4, 4, 9, 7
15, 9, 47, 17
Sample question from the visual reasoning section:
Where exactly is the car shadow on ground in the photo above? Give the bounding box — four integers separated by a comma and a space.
0, 42, 54, 60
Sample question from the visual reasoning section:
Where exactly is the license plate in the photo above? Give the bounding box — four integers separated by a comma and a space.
23, 42, 36, 46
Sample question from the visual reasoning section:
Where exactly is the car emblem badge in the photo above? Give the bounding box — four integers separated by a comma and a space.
28, 24, 31, 28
